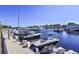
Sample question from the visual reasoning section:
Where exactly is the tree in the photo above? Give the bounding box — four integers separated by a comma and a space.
0, 22, 2, 30
44, 24, 49, 29
49, 24, 53, 29
52, 24, 61, 29
68, 22, 76, 25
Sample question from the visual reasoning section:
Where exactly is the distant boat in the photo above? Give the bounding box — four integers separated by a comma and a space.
53, 29, 63, 32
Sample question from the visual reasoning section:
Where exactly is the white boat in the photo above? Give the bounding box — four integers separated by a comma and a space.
29, 35, 59, 54
33, 37, 59, 47
23, 33, 41, 39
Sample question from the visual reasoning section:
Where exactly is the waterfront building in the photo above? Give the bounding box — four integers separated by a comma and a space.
63, 25, 79, 31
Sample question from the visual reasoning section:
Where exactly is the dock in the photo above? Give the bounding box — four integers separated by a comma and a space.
5, 39, 34, 54
2, 29, 35, 54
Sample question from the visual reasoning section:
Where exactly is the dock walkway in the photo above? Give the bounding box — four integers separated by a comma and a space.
3, 30, 35, 54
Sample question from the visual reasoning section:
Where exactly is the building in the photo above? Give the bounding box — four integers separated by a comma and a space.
63, 25, 79, 31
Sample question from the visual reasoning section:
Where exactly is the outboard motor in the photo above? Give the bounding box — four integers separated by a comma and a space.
35, 48, 40, 54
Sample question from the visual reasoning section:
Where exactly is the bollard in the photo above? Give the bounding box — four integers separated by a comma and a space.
8, 29, 10, 40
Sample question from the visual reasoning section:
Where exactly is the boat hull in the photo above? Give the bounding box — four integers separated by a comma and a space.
30, 41, 59, 53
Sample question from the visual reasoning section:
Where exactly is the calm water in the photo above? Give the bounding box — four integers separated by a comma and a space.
40, 29, 79, 52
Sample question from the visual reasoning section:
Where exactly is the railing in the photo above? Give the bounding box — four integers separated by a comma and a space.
0, 30, 2, 53
0, 29, 8, 54
2, 38, 8, 54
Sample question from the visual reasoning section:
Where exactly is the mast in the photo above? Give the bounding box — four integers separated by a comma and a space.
17, 12, 20, 29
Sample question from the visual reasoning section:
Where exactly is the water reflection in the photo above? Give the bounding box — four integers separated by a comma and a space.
62, 31, 68, 36
58, 31, 79, 52
41, 29, 79, 52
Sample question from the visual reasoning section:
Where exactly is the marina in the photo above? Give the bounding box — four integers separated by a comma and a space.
0, 28, 78, 54
0, 5, 79, 54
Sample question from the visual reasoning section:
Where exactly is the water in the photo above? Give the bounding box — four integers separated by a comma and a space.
40, 29, 79, 52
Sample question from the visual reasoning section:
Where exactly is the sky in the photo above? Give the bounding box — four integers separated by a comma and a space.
0, 5, 79, 27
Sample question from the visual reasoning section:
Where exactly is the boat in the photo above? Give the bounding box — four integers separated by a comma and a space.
22, 33, 42, 41
33, 37, 59, 47
12, 29, 30, 36
30, 34, 59, 54
11, 29, 41, 39
53, 29, 63, 32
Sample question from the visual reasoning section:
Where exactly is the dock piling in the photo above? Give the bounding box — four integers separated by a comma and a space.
8, 29, 10, 40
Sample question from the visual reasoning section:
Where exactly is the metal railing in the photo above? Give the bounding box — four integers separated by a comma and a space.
0, 29, 8, 54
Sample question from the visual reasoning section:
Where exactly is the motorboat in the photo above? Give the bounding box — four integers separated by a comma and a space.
33, 37, 59, 47
11, 29, 41, 40
30, 34, 59, 54
22, 33, 42, 41
12, 29, 30, 36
